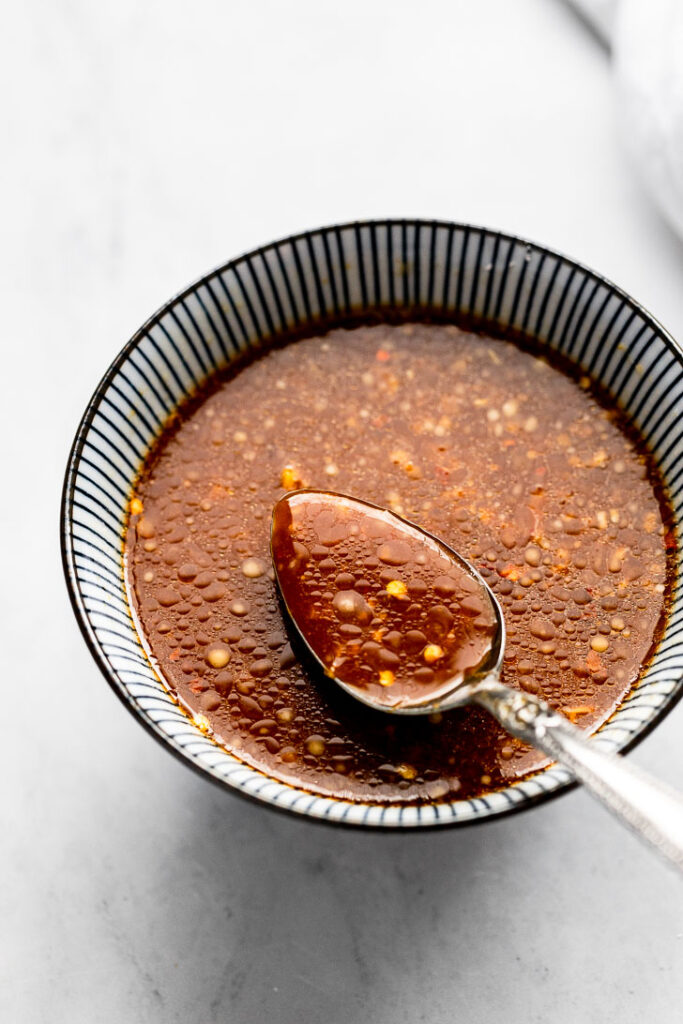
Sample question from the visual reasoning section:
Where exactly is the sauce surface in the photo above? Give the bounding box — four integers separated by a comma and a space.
125, 320, 672, 804
271, 490, 497, 708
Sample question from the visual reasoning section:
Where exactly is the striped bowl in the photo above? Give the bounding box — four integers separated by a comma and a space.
61, 220, 683, 829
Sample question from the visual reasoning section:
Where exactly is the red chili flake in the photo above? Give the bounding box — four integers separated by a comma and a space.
665, 530, 676, 550
564, 705, 595, 722
189, 679, 205, 693
376, 349, 391, 362
435, 465, 450, 481
535, 465, 547, 476
372, 415, 388, 428
169, 649, 181, 662
586, 650, 603, 674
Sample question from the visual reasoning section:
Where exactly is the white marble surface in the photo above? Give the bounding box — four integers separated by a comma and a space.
3, 2, 683, 1021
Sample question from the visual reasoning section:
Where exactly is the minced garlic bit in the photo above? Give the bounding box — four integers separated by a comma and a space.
378, 670, 395, 687
386, 579, 408, 598
130, 497, 143, 516
423, 644, 445, 663
397, 763, 417, 780
280, 465, 302, 490
390, 449, 421, 478
193, 713, 211, 733
563, 705, 595, 722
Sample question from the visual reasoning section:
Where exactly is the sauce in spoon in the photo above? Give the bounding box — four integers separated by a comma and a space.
271, 490, 498, 709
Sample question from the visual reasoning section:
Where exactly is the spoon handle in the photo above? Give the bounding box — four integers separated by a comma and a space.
474, 683, 683, 873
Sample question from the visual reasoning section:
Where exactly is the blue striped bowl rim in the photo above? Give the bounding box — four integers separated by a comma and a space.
61, 219, 683, 829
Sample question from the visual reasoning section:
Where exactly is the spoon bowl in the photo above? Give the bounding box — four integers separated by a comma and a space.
271, 489, 507, 715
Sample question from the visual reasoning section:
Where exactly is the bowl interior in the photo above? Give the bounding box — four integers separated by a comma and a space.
62, 220, 683, 828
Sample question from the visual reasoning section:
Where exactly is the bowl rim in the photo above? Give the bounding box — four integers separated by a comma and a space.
61, 217, 683, 830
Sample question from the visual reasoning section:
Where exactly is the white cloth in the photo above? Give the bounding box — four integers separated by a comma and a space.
570, 0, 683, 240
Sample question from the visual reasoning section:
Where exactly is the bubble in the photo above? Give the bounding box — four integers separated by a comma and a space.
332, 590, 373, 625
206, 645, 231, 669
203, 582, 227, 602
377, 540, 412, 565
335, 572, 355, 590
434, 576, 458, 596
529, 618, 556, 641
229, 600, 249, 616
137, 517, 156, 539
242, 557, 267, 578
249, 658, 273, 677
193, 571, 214, 588
305, 735, 326, 756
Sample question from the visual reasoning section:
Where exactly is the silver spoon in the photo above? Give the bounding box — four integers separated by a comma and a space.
272, 489, 683, 872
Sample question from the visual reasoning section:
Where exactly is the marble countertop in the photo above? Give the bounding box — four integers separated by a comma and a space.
3, 1, 683, 1021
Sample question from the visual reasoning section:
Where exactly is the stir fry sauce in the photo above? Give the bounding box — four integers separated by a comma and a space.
125, 321, 673, 804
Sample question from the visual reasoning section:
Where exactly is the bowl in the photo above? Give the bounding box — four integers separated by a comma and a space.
61, 219, 683, 828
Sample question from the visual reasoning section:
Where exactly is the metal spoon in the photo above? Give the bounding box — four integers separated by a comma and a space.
271, 489, 683, 872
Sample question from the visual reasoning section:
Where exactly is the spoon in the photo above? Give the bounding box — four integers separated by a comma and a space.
271, 489, 683, 871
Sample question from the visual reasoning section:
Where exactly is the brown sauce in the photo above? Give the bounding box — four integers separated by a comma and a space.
271, 490, 497, 708
125, 320, 673, 804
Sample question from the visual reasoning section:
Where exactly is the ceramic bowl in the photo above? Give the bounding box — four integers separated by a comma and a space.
61, 219, 683, 828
